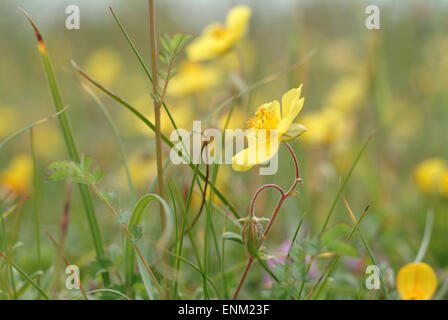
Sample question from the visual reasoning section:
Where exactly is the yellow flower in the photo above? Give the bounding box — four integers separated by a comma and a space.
0, 106, 21, 138
396, 262, 437, 300
168, 61, 222, 97
186, 6, 251, 61
33, 125, 63, 160
232, 85, 307, 171
126, 151, 157, 191
326, 76, 366, 113
301, 108, 352, 145
85, 48, 122, 86
0, 154, 33, 195
413, 158, 446, 194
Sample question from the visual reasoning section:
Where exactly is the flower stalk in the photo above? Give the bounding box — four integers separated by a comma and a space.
233, 142, 301, 299
148, 0, 166, 229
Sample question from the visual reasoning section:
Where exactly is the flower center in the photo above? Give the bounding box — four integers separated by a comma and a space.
246, 105, 280, 132
211, 27, 228, 39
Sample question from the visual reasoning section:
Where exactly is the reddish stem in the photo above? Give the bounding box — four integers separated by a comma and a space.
249, 184, 284, 217
233, 143, 301, 299
232, 257, 253, 299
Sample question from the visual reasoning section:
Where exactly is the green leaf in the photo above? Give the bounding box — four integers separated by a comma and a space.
303, 239, 321, 256
161, 34, 172, 52
291, 261, 306, 281
179, 34, 193, 48
46, 159, 107, 187
326, 241, 357, 257
117, 212, 131, 225
321, 223, 350, 245
131, 225, 143, 243
93, 167, 106, 184
158, 52, 168, 63
89, 255, 113, 277
273, 263, 286, 282
222, 232, 243, 245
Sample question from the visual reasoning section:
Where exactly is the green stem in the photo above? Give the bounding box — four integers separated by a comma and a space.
30, 129, 41, 298
20, 8, 109, 285
320, 132, 374, 232
148, 0, 166, 230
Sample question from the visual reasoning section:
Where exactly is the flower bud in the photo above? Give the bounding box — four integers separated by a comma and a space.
242, 216, 264, 258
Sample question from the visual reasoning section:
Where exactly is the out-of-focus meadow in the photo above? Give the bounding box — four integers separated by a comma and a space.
0, 0, 447, 300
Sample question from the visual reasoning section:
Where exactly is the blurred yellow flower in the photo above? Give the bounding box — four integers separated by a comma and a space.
33, 125, 63, 160
126, 151, 157, 191
187, 6, 251, 61
301, 108, 352, 145
85, 48, 123, 86
232, 85, 307, 171
168, 61, 222, 97
299, 75, 364, 147
326, 76, 366, 113
0, 106, 20, 138
413, 158, 447, 194
0, 154, 33, 195
396, 262, 437, 300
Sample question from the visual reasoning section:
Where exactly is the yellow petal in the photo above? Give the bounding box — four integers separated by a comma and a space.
278, 97, 304, 135
281, 85, 302, 118
226, 6, 251, 40
232, 137, 280, 172
186, 23, 230, 61
168, 62, 221, 97
396, 262, 437, 300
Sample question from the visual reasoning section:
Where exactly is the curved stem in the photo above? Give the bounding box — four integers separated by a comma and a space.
249, 184, 285, 217
233, 143, 302, 299
284, 142, 301, 193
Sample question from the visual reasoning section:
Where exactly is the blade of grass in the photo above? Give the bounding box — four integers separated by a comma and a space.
166, 250, 220, 298
415, 209, 434, 263
343, 196, 391, 299
30, 129, 41, 298
109, 6, 152, 82
0, 106, 70, 151
0, 197, 29, 221
72, 61, 241, 221
109, 6, 189, 136
320, 131, 375, 232
19, 8, 109, 285
172, 165, 201, 298
0, 252, 49, 299
307, 206, 369, 299
79, 82, 137, 204
124, 194, 174, 292
75, 288, 132, 300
